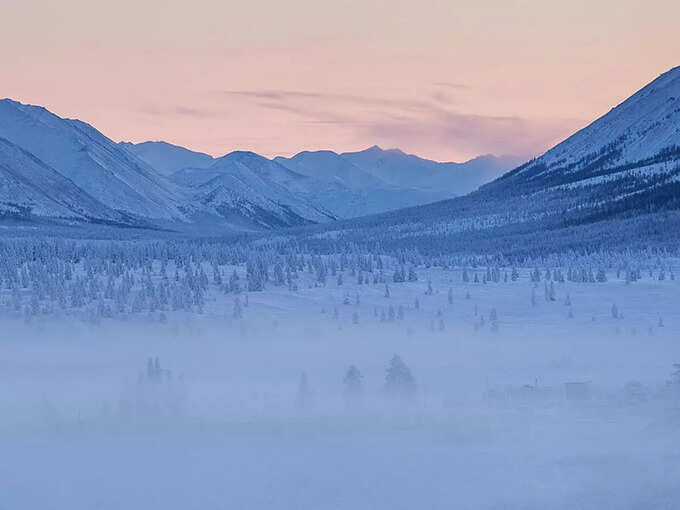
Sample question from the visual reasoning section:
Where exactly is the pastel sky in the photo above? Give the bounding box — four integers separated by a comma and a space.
2, 0, 679, 161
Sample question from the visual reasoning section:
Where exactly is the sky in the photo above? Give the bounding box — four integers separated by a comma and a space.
1, 0, 679, 162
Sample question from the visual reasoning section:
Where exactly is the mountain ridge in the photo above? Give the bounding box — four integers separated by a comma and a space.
4, 65, 677, 241
282, 66, 680, 256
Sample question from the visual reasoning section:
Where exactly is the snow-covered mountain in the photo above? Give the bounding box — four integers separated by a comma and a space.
0, 100, 334, 230
0, 99, 185, 222
273, 150, 445, 217
121, 140, 518, 221
273, 148, 519, 217
0, 137, 125, 223
298, 66, 680, 256
11, 60, 677, 241
499, 66, 680, 191
488, 65, 680, 217
274, 150, 387, 189
172, 151, 336, 228
341, 146, 522, 194
120, 141, 214, 176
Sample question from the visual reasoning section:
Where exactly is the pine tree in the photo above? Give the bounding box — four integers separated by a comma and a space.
233, 296, 243, 319
343, 365, 363, 397
425, 280, 433, 295
385, 355, 416, 399
489, 308, 498, 331
408, 267, 418, 282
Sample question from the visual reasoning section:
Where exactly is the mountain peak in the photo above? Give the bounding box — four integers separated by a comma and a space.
496, 64, 680, 196
222, 150, 263, 160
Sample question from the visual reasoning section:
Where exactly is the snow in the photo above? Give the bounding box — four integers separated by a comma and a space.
0, 99, 185, 221
0, 137, 124, 221
2, 260, 680, 509
521, 66, 680, 179
173, 151, 336, 227
341, 146, 519, 194
120, 141, 215, 177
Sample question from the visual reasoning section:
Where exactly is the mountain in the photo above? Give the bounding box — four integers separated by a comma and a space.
0, 100, 335, 230
273, 150, 442, 217
291, 66, 680, 256
341, 146, 522, 194
120, 141, 214, 176
108, 138, 521, 223
0, 99, 185, 222
274, 148, 520, 217
172, 151, 336, 228
488, 65, 680, 221
0, 137, 125, 223
14, 61, 678, 243
274, 150, 387, 189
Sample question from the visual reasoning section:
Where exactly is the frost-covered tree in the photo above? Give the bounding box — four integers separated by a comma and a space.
407, 267, 418, 282
489, 308, 498, 332
233, 296, 242, 319
343, 365, 363, 397
385, 355, 416, 399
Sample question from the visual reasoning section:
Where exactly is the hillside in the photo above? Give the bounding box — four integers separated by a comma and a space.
287, 67, 680, 256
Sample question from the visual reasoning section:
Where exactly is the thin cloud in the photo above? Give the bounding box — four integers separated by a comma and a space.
137, 87, 582, 159
433, 81, 470, 90
221, 89, 434, 113
361, 111, 580, 159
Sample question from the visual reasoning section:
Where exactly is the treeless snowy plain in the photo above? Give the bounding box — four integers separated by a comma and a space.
2, 265, 680, 509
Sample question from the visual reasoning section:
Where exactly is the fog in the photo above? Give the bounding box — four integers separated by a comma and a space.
2, 264, 680, 509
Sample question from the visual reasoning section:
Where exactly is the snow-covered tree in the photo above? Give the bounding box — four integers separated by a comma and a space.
385, 355, 416, 399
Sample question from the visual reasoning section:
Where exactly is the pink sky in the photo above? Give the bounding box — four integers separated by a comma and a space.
2, 0, 679, 161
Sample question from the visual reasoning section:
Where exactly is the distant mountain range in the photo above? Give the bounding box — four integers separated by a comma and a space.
289, 66, 680, 255
2, 65, 678, 244
124, 141, 519, 220
0, 96, 518, 229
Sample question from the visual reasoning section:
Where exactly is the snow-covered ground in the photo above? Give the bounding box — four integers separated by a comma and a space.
2, 265, 680, 509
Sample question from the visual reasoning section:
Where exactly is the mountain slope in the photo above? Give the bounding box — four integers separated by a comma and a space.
0, 99, 185, 221
341, 146, 522, 194
172, 151, 336, 229
274, 150, 452, 217
274, 148, 521, 218
274, 150, 387, 189
120, 141, 214, 176
291, 66, 680, 256
488, 65, 680, 221
0, 137, 125, 223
